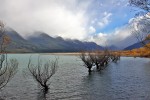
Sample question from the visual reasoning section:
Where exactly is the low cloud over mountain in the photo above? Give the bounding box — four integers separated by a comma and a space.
5, 28, 104, 53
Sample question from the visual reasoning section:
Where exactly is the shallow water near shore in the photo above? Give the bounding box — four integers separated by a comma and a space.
0, 54, 150, 100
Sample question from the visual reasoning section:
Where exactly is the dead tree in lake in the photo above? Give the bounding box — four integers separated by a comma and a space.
90, 50, 110, 70
110, 53, 120, 63
80, 52, 94, 74
27, 57, 58, 92
80, 49, 111, 73
80, 48, 121, 73
0, 20, 18, 89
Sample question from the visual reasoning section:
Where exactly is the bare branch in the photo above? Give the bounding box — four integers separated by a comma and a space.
0, 20, 18, 90
27, 57, 58, 92
129, 0, 150, 12
79, 49, 120, 74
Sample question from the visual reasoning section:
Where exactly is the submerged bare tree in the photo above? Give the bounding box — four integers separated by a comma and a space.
0, 20, 18, 89
27, 57, 58, 92
80, 52, 94, 74
110, 52, 120, 63
90, 50, 110, 70
80, 49, 121, 74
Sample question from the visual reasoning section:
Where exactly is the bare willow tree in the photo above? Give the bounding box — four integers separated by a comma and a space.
90, 50, 110, 70
80, 49, 121, 74
27, 57, 58, 92
109, 50, 120, 63
80, 52, 94, 74
0, 20, 18, 89
129, 0, 150, 49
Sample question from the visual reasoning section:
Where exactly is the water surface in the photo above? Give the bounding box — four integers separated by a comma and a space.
0, 54, 150, 100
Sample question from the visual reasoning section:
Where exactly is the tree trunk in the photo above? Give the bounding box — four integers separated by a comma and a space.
44, 85, 49, 92
88, 68, 92, 74
96, 63, 99, 70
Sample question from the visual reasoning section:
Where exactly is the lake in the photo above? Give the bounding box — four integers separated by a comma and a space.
0, 54, 150, 100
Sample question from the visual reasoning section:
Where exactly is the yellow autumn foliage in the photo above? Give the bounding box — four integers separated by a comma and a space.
115, 43, 150, 57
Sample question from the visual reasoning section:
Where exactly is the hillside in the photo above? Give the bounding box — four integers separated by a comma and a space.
27, 32, 103, 52
124, 42, 144, 50
115, 43, 150, 57
3, 28, 104, 53
5, 28, 38, 52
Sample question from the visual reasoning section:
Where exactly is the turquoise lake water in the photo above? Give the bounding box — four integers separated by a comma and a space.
0, 54, 150, 100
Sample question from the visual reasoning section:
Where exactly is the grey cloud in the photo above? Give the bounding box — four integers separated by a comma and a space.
88, 23, 138, 49
0, 0, 138, 48
0, 0, 93, 39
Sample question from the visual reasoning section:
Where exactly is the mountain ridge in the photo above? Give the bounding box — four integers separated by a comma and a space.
4, 28, 104, 53
123, 41, 149, 50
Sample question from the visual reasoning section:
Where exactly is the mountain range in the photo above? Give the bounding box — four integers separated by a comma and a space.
124, 41, 148, 50
124, 42, 143, 50
4, 28, 104, 53
3, 27, 145, 53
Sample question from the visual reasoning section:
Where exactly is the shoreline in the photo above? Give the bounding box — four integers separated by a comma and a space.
1, 52, 149, 58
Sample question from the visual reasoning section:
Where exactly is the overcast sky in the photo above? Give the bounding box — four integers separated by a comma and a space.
0, 0, 141, 48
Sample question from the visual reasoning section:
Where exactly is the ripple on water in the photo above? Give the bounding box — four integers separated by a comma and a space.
0, 55, 150, 100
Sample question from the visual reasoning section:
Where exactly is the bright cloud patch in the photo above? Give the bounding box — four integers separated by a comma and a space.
0, 0, 92, 40
0, 0, 139, 48
89, 14, 150, 49
98, 12, 112, 29
88, 24, 137, 49
88, 26, 96, 34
